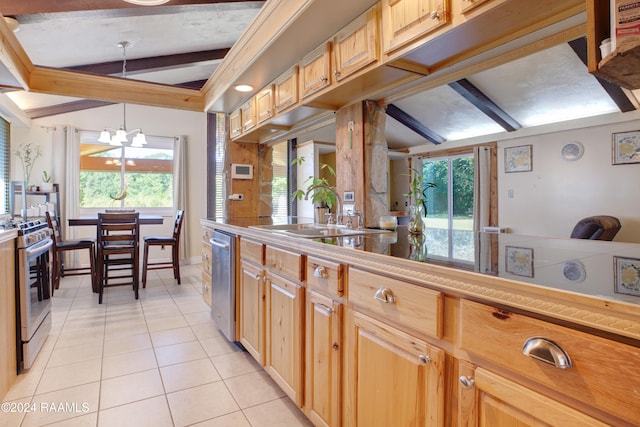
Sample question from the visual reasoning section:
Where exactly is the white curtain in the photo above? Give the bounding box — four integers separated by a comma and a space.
473, 146, 491, 232
174, 136, 188, 262
60, 126, 81, 267
473, 145, 492, 273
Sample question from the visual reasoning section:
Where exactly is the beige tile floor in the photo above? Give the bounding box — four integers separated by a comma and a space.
1, 264, 313, 427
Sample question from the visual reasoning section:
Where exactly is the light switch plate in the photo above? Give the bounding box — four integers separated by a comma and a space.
344, 191, 355, 202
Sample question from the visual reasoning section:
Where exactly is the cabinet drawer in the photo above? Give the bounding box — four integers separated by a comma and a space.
306, 256, 344, 297
202, 242, 212, 275
241, 238, 264, 265
265, 246, 304, 282
202, 226, 214, 243
348, 268, 443, 339
459, 299, 640, 425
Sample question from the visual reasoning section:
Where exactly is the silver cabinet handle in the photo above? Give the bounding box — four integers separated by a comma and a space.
459, 376, 475, 389
374, 287, 395, 304
320, 76, 328, 83
253, 273, 261, 280
314, 265, 328, 279
522, 337, 573, 369
418, 354, 431, 365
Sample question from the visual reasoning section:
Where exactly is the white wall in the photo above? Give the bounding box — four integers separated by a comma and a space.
499, 120, 640, 242
8, 103, 208, 262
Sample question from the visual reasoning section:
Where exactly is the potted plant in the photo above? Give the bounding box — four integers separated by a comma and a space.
292, 157, 337, 224
14, 143, 42, 188
40, 171, 54, 192
403, 167, 436, 234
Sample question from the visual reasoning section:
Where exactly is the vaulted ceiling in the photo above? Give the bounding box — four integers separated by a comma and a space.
0, 1, 637, 152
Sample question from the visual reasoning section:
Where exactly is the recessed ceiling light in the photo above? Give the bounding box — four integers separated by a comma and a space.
234, 84, 254, 93
4, 17, 19, 33
122, 0, 171, 5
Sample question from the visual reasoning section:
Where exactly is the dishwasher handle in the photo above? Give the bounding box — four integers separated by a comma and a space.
210, 238, 230, 250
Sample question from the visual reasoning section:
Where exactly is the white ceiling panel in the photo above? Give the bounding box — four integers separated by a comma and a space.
470, 44, 619, 127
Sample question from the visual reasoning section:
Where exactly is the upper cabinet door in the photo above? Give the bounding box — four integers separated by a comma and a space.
241, 98, 256, 132
274, 66, 298, 114
299, 42, 332, 99
332, 6, 379, 82
381, 0, 450, 54
256, 85, 274, 124
230, 108, 242, 139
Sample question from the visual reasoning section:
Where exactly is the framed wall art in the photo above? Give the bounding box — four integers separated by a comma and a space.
613, 256, 640, 296
505, 246, 534, 277
504, 144, 532, 173
612, 130, 640, 165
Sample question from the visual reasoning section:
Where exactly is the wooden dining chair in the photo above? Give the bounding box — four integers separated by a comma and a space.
96, 211, 140, 304
45, 211, 97, 295
142, 210, 184, 288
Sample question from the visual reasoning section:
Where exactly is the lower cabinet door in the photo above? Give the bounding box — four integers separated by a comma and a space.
265, 272, 304, 407
345, 310, 445, 427
457, 361, 610, 427
239, 260, 265, 365
305, 289, 342, 427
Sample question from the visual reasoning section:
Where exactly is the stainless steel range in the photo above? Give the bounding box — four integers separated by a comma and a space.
15, 219, 53, 372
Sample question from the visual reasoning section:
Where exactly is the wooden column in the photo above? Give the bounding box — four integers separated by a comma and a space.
335, 101, 389, 227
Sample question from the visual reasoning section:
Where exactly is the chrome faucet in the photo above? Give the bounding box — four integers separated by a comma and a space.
304, 184, 343, 224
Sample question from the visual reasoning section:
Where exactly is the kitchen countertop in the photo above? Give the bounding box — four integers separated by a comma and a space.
0, 228, 17, 245
203, 216, 640, 340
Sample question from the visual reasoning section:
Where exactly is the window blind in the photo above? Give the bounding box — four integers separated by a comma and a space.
214, 113, 226, 219
0, 117, 10, 214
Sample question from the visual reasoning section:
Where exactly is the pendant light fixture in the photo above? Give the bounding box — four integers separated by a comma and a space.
98, 41, 147, 147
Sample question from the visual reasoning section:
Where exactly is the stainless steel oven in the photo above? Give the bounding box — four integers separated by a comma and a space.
15, 219, 53, 372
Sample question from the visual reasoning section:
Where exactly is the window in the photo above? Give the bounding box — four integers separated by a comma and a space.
0, 118, 9, 214
214, 114, 225, 218
271, 140, 290, 217
79, 131, 175, 211
422, 153, 475, 263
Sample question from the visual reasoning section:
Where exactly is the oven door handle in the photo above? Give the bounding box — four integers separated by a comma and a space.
25, 238, 53, 257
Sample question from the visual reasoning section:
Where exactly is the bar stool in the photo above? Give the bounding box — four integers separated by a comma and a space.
97, 211, 140, 304
45, 211, 97, 294
142, 210, 184, 288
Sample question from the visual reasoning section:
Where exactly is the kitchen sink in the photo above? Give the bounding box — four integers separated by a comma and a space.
250, 223, 389, 238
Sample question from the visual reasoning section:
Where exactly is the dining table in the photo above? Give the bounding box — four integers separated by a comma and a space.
67, 214, 164, 292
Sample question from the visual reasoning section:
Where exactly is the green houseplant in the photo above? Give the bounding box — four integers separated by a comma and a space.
40, 170, 54, 192
292, 157, 337, 223
403, 167, 436, 234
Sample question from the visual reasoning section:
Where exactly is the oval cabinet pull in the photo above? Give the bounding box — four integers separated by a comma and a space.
459, 376, 475, 389
314, 265, 328, 279
418, 354, 431, 365
374, 287, 396, 304
522, 337, 573, 369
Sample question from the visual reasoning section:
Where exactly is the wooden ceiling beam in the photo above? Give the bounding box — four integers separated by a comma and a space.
448, 78, 521, 132
29, 66, 204, 111
568, 37, 636, 113
65, 49, 229, 76
386, 103, 445, 145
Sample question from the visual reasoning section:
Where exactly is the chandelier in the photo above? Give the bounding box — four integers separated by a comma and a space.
98, 41, 147, 147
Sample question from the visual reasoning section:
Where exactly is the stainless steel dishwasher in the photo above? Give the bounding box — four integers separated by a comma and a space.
210, 230, 236, 341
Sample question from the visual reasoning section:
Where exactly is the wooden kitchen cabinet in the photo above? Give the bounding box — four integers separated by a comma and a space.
241, 98, 257, 132
256, 85, 274, 124
457, 361, 609, 427
460, 0, 493, 14
344, 309, 445, 426
265, 270, 305, 407
305, 289, 342, 427
299, 42, 332, 99
381, 0, 449, 54
229, 108, 242, 139
0, 237, 16, 400
239, 259, 266, 365
459, 299, 640, 426
274, 65, 298, 113
332, 6, 379, 82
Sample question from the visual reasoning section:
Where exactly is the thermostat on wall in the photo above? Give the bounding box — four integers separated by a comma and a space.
231, 163, 253, 179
